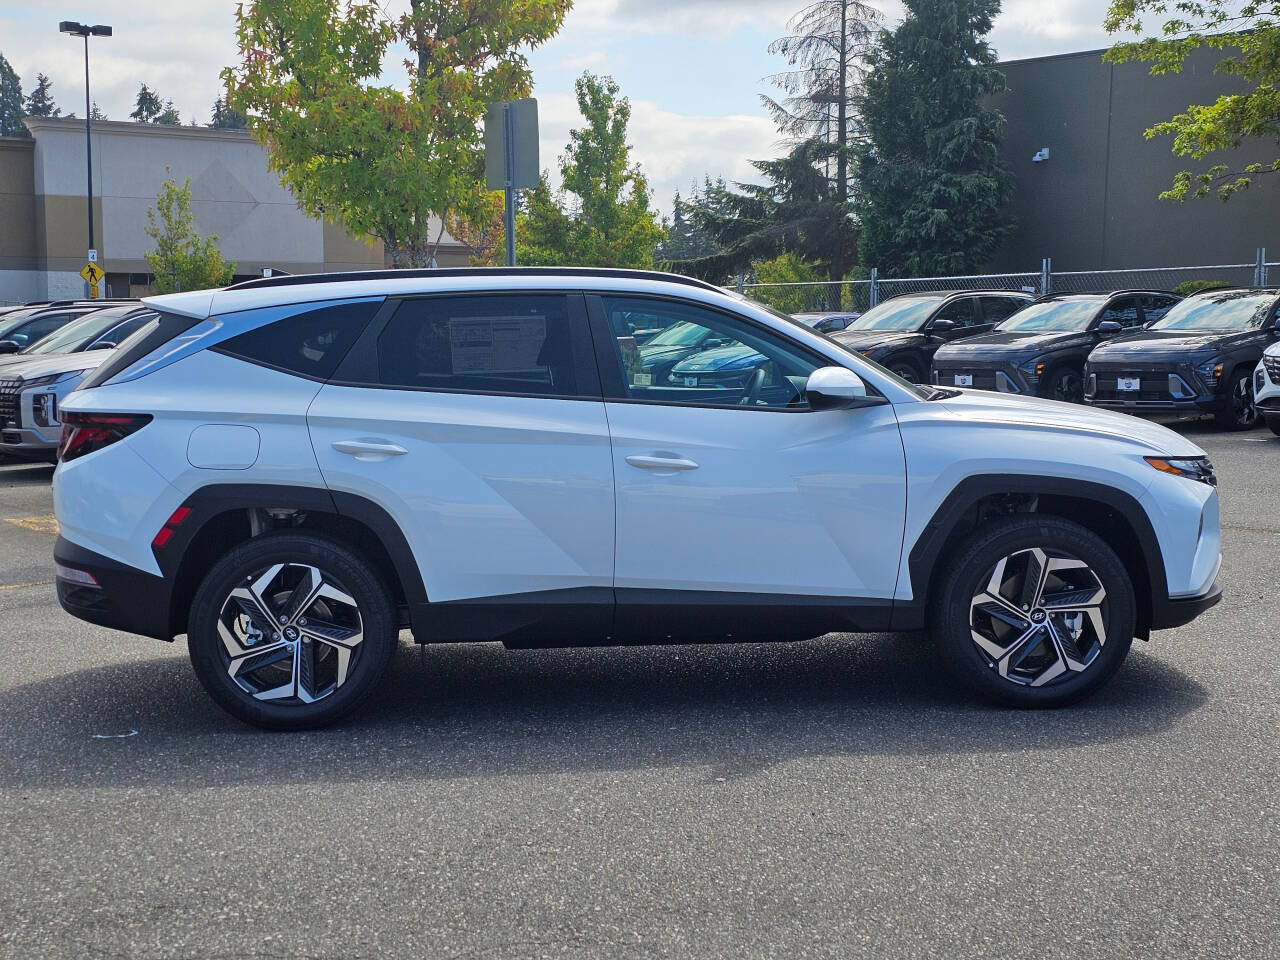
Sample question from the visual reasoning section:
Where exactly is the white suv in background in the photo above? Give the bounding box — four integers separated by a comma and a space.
52, 268, 1222, 729
1256, 343, 1280, 435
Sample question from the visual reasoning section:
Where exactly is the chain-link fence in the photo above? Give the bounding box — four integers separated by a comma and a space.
733, 251, 1276, 314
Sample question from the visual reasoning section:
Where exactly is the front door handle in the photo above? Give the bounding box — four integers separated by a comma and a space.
625, 453, 699, 472
331, 438, 408, 461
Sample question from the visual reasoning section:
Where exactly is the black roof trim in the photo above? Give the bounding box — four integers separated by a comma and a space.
1031, 289, 1180, 302
883, 288, 1035, 300
225, 266, 726, 294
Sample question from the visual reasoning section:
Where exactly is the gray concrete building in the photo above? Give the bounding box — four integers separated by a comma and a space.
0, 118, 467, 303
987, 46, 1278, 273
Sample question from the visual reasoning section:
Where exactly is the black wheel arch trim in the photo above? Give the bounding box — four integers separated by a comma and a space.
906, 474, 1184, 634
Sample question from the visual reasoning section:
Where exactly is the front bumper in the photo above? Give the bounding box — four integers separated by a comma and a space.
1151, 580, 1223, 630
932, 361, 1035, 394
54, 536, 174, 640
1085, 361, 1223, 413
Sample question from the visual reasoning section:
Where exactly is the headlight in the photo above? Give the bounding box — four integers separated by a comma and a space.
1194, 357, 1224, 386
1018, 357, 1047, 381
1144, 456, 1216, 486
20, 369, 89, 389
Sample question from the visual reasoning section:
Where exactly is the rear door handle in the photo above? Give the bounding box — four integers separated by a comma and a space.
625, 453, 699, 472
331, 438, 408, 461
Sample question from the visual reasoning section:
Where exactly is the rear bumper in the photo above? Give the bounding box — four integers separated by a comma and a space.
1150, 580, 1223, 631
54, 536, 174, 640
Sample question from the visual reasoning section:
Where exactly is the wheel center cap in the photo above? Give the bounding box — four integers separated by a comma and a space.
1031, 609, 1047, 624
283, 625, 300, 641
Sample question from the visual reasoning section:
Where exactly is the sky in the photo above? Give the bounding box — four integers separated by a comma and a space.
0, 0, 1119, 214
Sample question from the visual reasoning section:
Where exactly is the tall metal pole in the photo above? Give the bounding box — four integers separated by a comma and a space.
83, 34, 94, 258
503, 103, 516, 267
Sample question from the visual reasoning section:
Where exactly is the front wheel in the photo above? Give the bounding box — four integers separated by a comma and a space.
1043, 364, 1084, 404
1214, 369, 1260, 430
886, 357, 923, 383
1268, 416, 1280, 437
188, 533, 398, 730
930, 516, 1136, 707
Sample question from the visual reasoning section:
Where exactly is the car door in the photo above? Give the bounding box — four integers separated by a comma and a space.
308, 292, 616, 621
586, 293, 907, 634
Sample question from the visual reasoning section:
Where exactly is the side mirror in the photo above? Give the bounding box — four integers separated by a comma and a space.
930, 318, 956, 334
0, 340, 18, 354
1096, 321, 1123, 336
805, 366, 886, 410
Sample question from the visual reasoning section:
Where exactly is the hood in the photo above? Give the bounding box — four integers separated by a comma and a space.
830, 330, 921, 354
1090, 328, 1257, 360
0, 351, 109, 382
638, 342, 692, 364
937, 389, 1205, 457
671, 344, 765, 373
934, 329, 1089, 358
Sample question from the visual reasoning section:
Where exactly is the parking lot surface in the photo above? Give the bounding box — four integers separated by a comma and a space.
0, 421, 1276, 960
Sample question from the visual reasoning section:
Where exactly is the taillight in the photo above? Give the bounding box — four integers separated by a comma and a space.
57, 412, 152, 462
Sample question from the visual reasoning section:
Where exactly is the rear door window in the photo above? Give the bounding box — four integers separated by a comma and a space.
980, 296, 1026, 323
1100, 297, 1142, 327
1139, 295, 1178, 325
934, 298, 979, 328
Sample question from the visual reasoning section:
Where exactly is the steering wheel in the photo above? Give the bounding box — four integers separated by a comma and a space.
739, 367, 766, 406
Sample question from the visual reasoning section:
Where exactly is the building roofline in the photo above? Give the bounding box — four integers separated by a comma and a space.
23, 116, 255, 144
998, 47, 1109, 68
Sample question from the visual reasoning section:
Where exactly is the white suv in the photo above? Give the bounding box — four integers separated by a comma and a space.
1256, 342, 1280, 435
52, 269, 1223, 729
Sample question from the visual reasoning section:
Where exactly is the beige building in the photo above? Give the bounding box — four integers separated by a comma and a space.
0, 118, 468, 304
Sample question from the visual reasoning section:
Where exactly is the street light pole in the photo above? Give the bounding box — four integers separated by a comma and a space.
59, 21, 111, 279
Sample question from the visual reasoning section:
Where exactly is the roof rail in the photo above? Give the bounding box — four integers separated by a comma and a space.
225, 266, 725, 294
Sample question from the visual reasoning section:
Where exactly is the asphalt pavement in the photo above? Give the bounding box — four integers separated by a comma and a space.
0, 420, 1276, 959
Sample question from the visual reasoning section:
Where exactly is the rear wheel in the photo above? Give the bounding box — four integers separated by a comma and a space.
931, 516, 1135, 707
188, 533, 397, 730
1214, 369, 1260, 430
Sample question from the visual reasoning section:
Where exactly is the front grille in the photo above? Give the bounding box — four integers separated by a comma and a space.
1265, 355, 1280, 382
0, 378, 19, 428
1088, 364, 1192, 403
936, 368, 999, 390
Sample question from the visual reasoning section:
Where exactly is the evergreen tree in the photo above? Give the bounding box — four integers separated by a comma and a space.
24, 73, 61, 118
210, 97, 247, 129
90, 102, 107, 121
157, 99, 181, 125
130, 83, 163, 123
855, 0, 1013, 277
658, 178, 727, 267
516, 73, 664, 268
0, 53, 25, 138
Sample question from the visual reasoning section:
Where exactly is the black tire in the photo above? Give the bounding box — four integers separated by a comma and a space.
188, 532, 397, 730
1267, 416, 1280, 437
886, 356, 924, 384
930, 515, 1136, 708
1042, 363, 1084, 404
1214, 368, 1260, 430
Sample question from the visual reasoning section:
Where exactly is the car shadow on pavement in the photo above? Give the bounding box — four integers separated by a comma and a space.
0, 632, 1207, 791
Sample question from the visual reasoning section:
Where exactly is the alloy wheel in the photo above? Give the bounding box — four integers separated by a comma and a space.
1232, 374, 1258, 427
968, 547, 1107, 687
891, 364, 919, 383
215, 563, 364, 705
1051, 369, 1083, 403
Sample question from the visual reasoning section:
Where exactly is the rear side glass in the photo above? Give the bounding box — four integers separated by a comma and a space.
375, 295, 579, 397
80, 312, 201, 391
1101, 298, 1142, 327
980, 296, 1024, 322
216, 301, 382, 380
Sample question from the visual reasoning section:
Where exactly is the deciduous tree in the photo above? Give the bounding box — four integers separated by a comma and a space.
1105, 1, 1280, 201
225, 0, 570, 268
145, 174, 237, 293
855, 0, 1012, 276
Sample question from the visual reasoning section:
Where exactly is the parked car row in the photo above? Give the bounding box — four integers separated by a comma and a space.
813, 286, 1280, 432
0, 299, 151, 460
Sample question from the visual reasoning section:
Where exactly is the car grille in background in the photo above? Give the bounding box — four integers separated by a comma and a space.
935, 369, 999, 390
0, 379, 19, 428
1265, 355, 1280, 382
1090, 366, 1186, 403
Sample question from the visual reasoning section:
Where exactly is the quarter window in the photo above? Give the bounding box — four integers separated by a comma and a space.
217, 300, 381, 380
598, 296, 821, 409
375, 295, 579, 397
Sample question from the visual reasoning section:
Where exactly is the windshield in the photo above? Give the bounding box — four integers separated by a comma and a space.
997, 298, 1102, 332
647, 320, 709, 347
845, 297, 941, 331
25, 307, 140, 355
1150, 292, 1275, 332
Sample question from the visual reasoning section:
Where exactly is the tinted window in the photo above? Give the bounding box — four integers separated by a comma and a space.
90, 313, 153, 349
1141, 295, 1178, 324
934, 298, 978, 327
600, 296, 821, 409
1100, 297, 1141, 327
376, 295, 578, 396
10, 312, 83, 349
218, 301, 381, 380
981, 297, 1025, 322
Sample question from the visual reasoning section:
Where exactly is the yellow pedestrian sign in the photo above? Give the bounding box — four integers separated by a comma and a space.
80, 261, 104, 298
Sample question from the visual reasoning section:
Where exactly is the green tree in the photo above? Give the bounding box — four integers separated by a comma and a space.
0, 53, 25, 137
855, 0, 1013, 277
130, 83, 163, 123
1105, 2, 1280, 201
144, 174, 237, 293
225, 0, 570, 268
24, 73, 61, 118
89, 102, 107, 121
763, 1, 880, 289
516, 73, 664, 268
749, 250, 825, 313
658, 177, 727, 266
210, 97, 247, 129
156, 99, 181, 125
